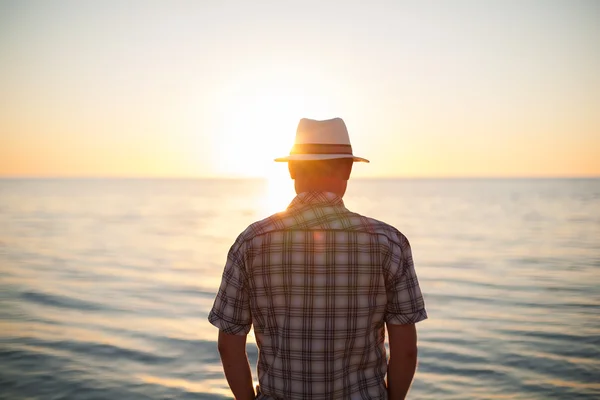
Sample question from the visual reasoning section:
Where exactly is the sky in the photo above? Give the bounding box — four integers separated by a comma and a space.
0, 0, 599, 178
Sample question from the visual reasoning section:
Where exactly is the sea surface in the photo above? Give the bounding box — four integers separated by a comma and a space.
0, 178, 599, 400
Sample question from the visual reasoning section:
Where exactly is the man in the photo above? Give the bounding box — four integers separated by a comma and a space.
208, 118, 427, 400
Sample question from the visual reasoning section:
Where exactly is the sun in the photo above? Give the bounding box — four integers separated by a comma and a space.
214, 95, 297, 178
210, 66, 337, 213
211, 67, 334, 179
214, 88, 299, 213
213, 89, 300, 179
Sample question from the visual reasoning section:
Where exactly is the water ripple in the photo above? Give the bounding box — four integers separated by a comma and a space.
20, 291, 110, 312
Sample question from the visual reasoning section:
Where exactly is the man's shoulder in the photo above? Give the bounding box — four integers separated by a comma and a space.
347, 211, 409, 246
234, 212, 286, 245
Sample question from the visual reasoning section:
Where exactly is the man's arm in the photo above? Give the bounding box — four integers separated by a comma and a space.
387, 323, 418, 400
217, 330, 255, 400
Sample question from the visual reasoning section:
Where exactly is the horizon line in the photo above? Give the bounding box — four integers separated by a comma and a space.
0, 175, 598, 180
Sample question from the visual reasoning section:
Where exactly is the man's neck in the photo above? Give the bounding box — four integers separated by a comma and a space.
294, 178, 347, 197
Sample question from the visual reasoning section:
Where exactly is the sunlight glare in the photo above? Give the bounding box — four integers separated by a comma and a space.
262, 166, 296, 215
212, 68, 333, 178
213, 92, 296, 177
211, 67, 336, 215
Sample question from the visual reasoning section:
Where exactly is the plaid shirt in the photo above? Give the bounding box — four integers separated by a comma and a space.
209, 192, 427, 400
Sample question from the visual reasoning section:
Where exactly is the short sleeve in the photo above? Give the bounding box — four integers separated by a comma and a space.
208, 240, 252, 335
385, 235, 428, 325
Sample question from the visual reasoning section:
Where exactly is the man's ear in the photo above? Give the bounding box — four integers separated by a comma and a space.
288, 162, 296, 180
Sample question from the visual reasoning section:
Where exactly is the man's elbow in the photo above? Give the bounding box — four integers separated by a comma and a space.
392, 345, 418, 361
404, 345, 419, 360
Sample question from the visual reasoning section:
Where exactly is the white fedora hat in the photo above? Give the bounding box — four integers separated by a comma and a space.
274, 118, 369, 163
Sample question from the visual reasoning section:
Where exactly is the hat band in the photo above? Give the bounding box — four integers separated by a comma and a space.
290, 143, 353, 155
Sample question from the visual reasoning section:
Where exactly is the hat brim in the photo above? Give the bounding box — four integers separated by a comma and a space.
274, 154, 369, 163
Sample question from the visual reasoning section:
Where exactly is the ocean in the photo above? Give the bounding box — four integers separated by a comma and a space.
0, 178, 598, 399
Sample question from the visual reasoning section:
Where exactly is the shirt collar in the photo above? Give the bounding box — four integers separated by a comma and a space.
287, 191, 345, 210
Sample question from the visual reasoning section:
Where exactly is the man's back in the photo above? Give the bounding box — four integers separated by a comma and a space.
209, 192, 427, 400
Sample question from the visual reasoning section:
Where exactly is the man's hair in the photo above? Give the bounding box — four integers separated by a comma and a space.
290, 158, 353, 179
